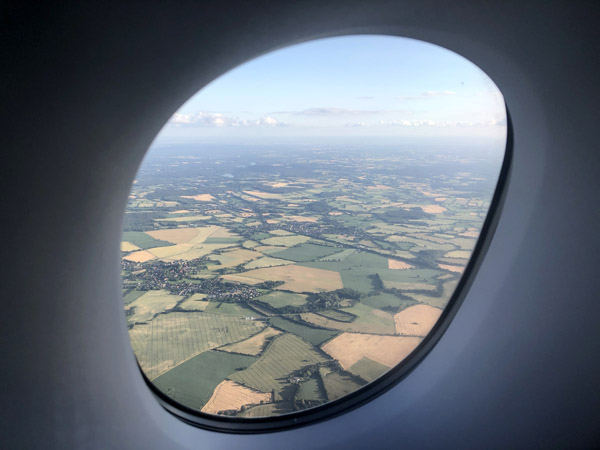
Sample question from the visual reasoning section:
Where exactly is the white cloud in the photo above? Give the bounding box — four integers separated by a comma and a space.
168, 112, 287, 128
343, 118, 507, 128
275, 107, 396, 116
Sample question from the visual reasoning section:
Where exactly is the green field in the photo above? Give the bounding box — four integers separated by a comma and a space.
122, 231, 173, 250
204, 237, 243, 244
362, 292, 416, 312
320, 368, 365, 401
302, 303, 396, 335
300, 252, 390, 294
270, 243, 341, 262
122, 289, 146, 305
228, 334, 328, 393
269, 316, 338, 346
128, 311, 265, 379
296, 378, 325, 402
256, 291, 308, 309
205, 302, 262, 317
153, 350, 257, 410
316, 309, 356, 323
348, 356, 390, 382
239, 402, 294, 417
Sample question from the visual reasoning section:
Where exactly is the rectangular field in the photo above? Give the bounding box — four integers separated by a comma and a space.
221, 265, 343, 293
153, 350, 257, 411
128, 311, 265, 379
228, 334, 328, 393
269, 317, 338, 346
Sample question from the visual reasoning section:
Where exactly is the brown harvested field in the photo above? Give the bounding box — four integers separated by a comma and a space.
243, 190, 285, 200
146, 227, 200, 244
222, 265, 343, 293
394, 304, 442, 336
123, 250, 156, 262
201, 380, 272, 415
181, 194, 214, 201
438, 257, 469, 266
388, 259, 414, 270
438, 264, 465, 273
460, 230, 479, 238
211, 227, 241, 238
121, 241, 140, 252
171, 209, 190, 214
382, 280, 437, 291
321, 333, 422, 370
219, 327, 281, 356
444, 250, 472, 259
147, 225, 223, 245
328, 211, 343, 216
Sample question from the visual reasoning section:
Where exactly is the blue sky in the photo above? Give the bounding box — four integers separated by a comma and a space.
157, 35, 506, 143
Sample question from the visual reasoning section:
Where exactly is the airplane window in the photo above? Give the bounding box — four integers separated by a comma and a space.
121, 35, 507, 428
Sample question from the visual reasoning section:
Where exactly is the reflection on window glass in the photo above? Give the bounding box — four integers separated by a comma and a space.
122, 35, 506, 418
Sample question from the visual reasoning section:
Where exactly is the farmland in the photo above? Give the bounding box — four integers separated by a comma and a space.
121, 143, 500, 417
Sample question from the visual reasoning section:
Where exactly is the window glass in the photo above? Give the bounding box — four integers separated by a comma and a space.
122, 35, 506, 419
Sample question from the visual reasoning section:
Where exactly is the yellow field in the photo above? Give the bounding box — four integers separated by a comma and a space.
125, 289, 183, 324
444, 250, 472, 259
220, 327, 281, 356
260, 235, 311, 247
209, 248, 262, 268
393, 304, 442, 336
388, 259, 413, 270
123, 250, 156, 262
244, 257, 294, 270
222, 265, 343, 293
243, 190, 285, 200
269, 229, 293, 236
180, 194, 214, 201
283, 215, 319, 223
179, 299, 210, 311
211, 227, 241, 238
382, 280, 437, 291
146, 227, 201, 244
121, 241, 140, 252
321, 332, 422, 370
201, 381, 272, 415
460, 230, 479, 238
438, 263, 464, 273
253, 245, 287, 254
366, 184, 392, 190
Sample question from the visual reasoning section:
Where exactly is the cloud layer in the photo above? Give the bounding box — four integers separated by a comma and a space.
169, 112, 285, 127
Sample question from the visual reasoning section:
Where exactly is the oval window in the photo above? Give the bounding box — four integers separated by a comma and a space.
121, 35, 507, 426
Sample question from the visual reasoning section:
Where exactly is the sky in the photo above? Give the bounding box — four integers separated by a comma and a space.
156, 35, 506, 144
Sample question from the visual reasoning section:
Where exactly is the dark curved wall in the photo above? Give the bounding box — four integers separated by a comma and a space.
1, 1, 599, 448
